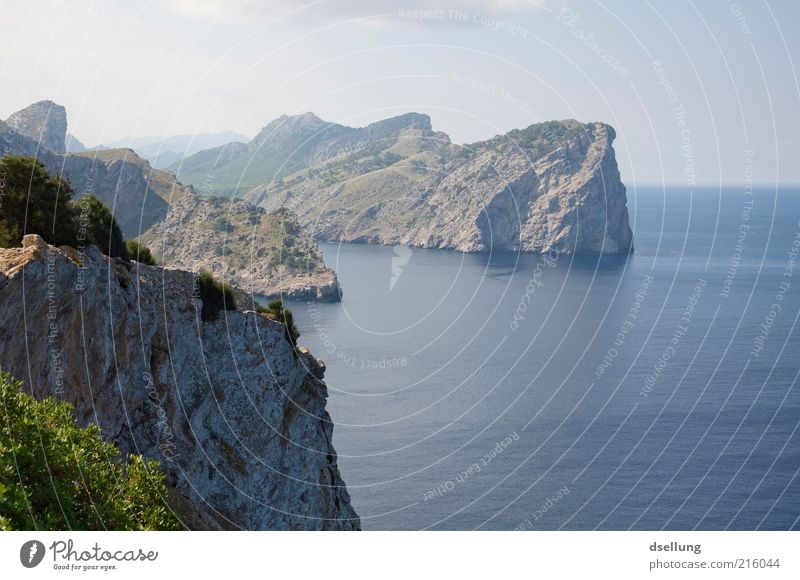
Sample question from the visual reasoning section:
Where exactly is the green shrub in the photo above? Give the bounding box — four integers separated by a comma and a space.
257, 299, 300, 348
0, 370, 182, 530
195, 271, 236, 322
0, 156, 78, 248
126, 240, 157, 265
0, 157, 130, 261
211, 216, 231, 233
71, 194, 129, 260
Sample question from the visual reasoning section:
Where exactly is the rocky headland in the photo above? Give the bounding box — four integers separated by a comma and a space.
0, 234, 359, 529
175, 113, 633, 255
139, 194, 342, 301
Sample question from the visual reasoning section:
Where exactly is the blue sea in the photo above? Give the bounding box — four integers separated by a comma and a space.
290, 185, 800, 530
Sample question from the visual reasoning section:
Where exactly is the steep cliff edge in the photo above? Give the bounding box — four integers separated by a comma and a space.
0, 235, 359, 530
404, 122, 633, 254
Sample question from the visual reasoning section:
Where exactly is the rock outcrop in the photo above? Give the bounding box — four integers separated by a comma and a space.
2, 104, 191, 238
139, 194, 342, 301
4, 100, 67, 153
176, 113, 633, 255
403, 122, 633, 254
0, 235, 359, 530
2, 101, 341, 301
65, 133, 86, 152
62, 148, 192, 239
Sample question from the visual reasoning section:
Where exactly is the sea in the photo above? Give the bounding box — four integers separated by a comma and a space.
289, 185, 800, 530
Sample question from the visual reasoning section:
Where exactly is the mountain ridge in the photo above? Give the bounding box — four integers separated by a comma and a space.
173, 111, 632, 255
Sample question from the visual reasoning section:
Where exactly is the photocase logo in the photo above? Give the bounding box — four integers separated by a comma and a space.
390, 245, 413, 291
20, 540, 46, 568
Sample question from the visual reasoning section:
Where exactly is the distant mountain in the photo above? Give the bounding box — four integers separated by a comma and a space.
4, 100, 67, 153
101, 131, 248, 169
176, 112, 633, 255
1, 103, 191, 238
1, 101, 343, 300
170, 112, 443, 196
65, 132, 86, 152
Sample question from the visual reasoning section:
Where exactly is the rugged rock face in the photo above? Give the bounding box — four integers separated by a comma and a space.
2, 101, 340, 301
65, 133, 86, 152
403, 123, 633, 254
140, 194, 342, 301
62, 149, 192, 239
2, 105, 191, 239
177, 113, 633, 255
0, 235, 360, 530
4, 100, 67, 153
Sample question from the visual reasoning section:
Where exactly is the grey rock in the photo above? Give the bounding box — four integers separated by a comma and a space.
2, 109, 190, 239
65, 133, 86, 152
176, 113, 632, 255
139, 194, 342, 301
5, 100, 67, 153
0, 235, 359, 530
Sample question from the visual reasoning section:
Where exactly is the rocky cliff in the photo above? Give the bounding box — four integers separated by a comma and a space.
63, 148, 192, 238
2, 104, 190, 238
4, 100, 67, 153
176, 113, 633, 255
139, 194, 342, 301
2, 102, 340, 298
0, 235, 359, 530
65, 132, 86, 152
403, 122, 633, 254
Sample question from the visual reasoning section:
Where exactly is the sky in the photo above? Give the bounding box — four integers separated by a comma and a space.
1, 0, 798, 185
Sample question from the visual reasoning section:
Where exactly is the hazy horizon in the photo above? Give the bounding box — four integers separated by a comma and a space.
2, 0, 798, 186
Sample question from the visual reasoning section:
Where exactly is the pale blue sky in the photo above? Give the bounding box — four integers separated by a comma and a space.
1, 0, 798, 184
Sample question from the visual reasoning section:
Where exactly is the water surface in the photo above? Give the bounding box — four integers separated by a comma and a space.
291, 185, 800, 530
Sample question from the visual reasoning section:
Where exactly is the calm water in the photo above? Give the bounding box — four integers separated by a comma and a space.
290, 186, 800, 530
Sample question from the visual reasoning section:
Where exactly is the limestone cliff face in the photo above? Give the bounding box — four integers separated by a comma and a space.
229, 116, 633, 255
406, 123, 633, 254
4, 100, 67, 153
0, 235, 359, 530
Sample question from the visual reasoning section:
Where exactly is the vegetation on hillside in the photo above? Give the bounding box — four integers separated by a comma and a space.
126, 239, 157, 265
0, 156, 130, 260
146, 197, 320, 276
473, 119, 585, 159
195, 270, 236, 322
0, 370, 182, 530
258, 299, 300, 348
73, 194, 129, 260
0, 155, 78, 248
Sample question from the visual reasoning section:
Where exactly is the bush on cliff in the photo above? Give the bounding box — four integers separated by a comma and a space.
0, 370, 182, 530
0, 155, 78, 248
195, 270, 236, 322
258, 299, 300, 348
126, 239, 157, 265
71, 194, 129, 260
